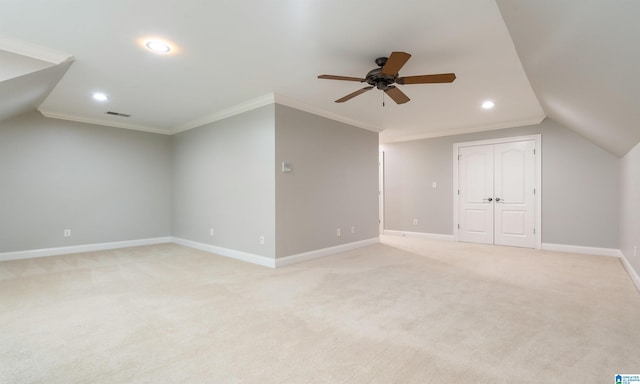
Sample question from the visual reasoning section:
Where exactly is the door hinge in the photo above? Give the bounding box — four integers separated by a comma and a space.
533, 149, 536, 155
533, 188, 536, 195
457, 189, 460, 195
458, 154, 462, 160
533, 228, 536, 234
458, 224, 460, 229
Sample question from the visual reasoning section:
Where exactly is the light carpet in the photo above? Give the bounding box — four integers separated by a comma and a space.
1, 235, 639, 383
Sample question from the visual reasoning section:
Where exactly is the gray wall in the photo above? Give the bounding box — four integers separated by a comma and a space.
3, 106, 621, 260
619, 142, 640, 275
1, 104, 377, 259
172, 105, 276, 258
0, 111, 172, 252
382, 118, 619, 248
275, 105, 379, 258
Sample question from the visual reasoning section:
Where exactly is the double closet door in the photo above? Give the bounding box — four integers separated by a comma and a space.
456, 138, 539, 248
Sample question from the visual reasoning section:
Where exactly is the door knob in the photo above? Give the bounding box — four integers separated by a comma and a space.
495, 197, 502, 203
483, 198, 493, 202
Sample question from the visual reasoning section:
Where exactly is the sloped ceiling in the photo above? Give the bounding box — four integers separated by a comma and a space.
0, 0, 638, 157
0, 41, 73, 122
496, 0, 640, 157
0, 60, 73, 122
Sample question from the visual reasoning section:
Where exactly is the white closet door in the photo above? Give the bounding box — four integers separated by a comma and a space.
494, 140, 536, 248
458, 145, 494, 244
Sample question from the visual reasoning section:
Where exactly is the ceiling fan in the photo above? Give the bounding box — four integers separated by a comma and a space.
318, 51, 455, 105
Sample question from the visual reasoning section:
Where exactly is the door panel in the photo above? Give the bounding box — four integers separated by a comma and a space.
494, 141, 535, 248
458, 145, 494, 244
465, 209, 491, 232
500, 210, 525, 234
456, 139, 537, 248
497, 147, 526, 203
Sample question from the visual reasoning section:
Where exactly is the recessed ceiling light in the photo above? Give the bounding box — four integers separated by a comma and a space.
482, 100, 495, 109
144, 39, 172, 54
92, 92, 108, 102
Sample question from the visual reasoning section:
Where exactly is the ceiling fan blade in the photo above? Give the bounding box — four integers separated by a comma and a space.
318, 74, 366, 82
384, 86, 410, 104
397, 73, 456, 84
381, 51, 411, 76
335, 86, 374, 103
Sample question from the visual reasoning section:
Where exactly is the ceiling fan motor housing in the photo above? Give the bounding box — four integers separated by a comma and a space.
366, 62, 397, 90
317, 51, 455, 104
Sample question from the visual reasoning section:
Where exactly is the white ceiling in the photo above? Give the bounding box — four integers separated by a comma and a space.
0, 0, 637, 156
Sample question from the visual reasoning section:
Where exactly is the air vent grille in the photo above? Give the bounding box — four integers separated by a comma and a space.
105, 111, 131, 118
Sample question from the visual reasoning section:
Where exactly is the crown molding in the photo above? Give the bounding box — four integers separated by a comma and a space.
273, 93, 382, 133
170, 93, 382, 135
38, 109, 172, 135
379, 115, 545, 144
39, 93, 541, 141
171, 93, 276, 134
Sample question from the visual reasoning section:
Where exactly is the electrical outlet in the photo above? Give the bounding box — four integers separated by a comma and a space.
210, 228, 214, 236
64, 229, 71, 237
351, 226, 355, 234
337, 228, 341, 237
259, 236, 265, 245
412, 219, 418, 226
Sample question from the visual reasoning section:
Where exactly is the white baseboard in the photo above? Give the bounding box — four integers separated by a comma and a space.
541, 243, 622, 257
275, 237, 380, 268
619, 252, 640, 293
171, 237, 380, 269
383, 234, 620, 258
4, 236, 635, 291
0, 237, 173, 262
383, 230, 455, 241
171, 237, 276, 268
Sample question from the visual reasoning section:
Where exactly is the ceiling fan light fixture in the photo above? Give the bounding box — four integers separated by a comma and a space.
482, 100, 495, 109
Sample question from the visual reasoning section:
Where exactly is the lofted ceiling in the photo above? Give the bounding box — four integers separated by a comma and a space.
0, 1, 637, 156
496, 0, 640, 157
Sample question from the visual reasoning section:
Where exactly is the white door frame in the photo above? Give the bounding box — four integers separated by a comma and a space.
379, 150, 384, 234
453, 134, 542, 249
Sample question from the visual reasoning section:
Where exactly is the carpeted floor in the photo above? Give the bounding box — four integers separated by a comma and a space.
1, 235, 639, 383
